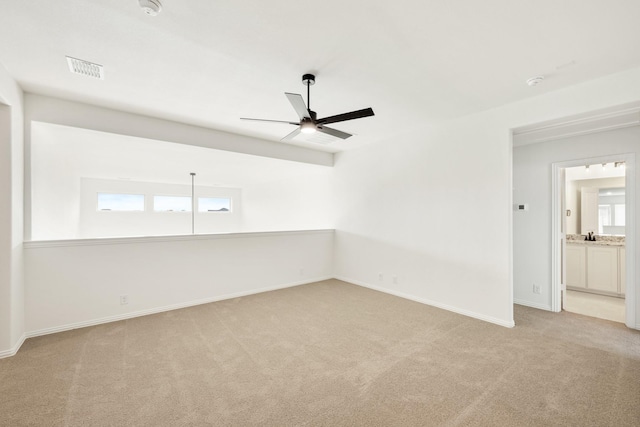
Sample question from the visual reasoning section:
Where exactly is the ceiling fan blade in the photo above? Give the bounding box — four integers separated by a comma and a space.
317, 125, 352, 140
281, 127, 302, 141
316, 108, 374, 125
285, 93, 311, 120
240, 117, 299, 125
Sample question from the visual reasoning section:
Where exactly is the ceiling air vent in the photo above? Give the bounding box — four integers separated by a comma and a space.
66, 56, 104, 80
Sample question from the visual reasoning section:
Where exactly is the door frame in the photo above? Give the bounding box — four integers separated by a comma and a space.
551, 153, 636, 327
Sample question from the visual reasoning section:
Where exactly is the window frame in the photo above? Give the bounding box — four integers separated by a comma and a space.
197, 197, 233, 213
96, 192, 146, 212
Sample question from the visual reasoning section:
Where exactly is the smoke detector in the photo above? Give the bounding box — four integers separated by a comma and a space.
138, 0, 162, 16
526, 76, 545, 87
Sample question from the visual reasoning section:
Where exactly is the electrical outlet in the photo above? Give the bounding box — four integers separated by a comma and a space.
533, 284, 541, 294
378, 272, 383, 282
120, 295, 129, 305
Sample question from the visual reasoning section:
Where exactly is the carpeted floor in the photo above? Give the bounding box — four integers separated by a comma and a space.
1, 279, 639, 426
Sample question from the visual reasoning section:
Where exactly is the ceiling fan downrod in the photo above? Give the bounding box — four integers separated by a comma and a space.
302, 73, 315, 113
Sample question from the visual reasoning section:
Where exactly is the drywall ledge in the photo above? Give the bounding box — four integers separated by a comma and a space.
24, 229, 335, 339
24, 93, 333, 167
23, 229, 334, 248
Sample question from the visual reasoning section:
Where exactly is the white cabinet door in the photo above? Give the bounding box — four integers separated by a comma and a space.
620, 248, 626, 295
566, 244, 586, 289
581, 187, 599, 234
586, 246, 618, 293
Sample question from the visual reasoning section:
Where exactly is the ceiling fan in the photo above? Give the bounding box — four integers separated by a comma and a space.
241, 74, 375, 141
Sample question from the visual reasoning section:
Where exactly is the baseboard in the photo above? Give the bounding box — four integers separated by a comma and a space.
0, 333, 26, 359
336, 276, 515, 328
514, 298, 553, 311
26, 276, 333, 339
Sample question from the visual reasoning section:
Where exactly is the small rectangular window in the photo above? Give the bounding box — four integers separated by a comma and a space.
97, 193, 145, 211
198, 197, 231, 212
154, 195, 192, 212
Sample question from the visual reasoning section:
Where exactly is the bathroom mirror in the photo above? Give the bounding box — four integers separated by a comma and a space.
580, 187, 625, 236
597, 187, 625, 236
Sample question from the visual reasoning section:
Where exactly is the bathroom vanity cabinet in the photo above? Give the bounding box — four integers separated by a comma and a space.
566, 242, 625, 297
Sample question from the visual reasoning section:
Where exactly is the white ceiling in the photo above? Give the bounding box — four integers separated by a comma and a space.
2, 0, 640, 153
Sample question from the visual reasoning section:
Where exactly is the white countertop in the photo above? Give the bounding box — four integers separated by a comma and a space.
566, 238, 625, 247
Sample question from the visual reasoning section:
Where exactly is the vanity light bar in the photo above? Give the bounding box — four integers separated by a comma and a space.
584, 162, 625, 171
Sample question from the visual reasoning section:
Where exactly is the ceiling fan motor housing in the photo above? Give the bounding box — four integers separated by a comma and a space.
302, 74, 315, 86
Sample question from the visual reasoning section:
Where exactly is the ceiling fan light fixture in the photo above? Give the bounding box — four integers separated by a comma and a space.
300, 120, 316, 134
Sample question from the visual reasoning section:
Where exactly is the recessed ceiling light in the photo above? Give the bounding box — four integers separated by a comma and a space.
66, 56, 104, 80
526, 76, 545, 87
139, 0, 162, 16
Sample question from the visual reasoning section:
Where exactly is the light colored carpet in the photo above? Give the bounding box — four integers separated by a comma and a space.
564, 289, 626, 323
1, 279, 639, 426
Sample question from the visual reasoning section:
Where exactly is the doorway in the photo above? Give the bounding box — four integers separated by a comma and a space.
562, 162, 626, 322
552, 154, 636, 328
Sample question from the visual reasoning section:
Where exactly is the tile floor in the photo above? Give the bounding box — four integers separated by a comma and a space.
564, 290, 625, 323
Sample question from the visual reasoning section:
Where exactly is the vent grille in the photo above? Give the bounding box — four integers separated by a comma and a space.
66, 56, 104, 80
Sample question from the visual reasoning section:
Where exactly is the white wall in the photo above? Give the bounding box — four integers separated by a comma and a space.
30, 122, 334, 240
0, 65, 24, 357
24, 230, 333, 335
334, 66, 640, 328
333, 114, 515, 327
513, 126, 639, 321
566, 179, 578, 234
241, 169, 335, 232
